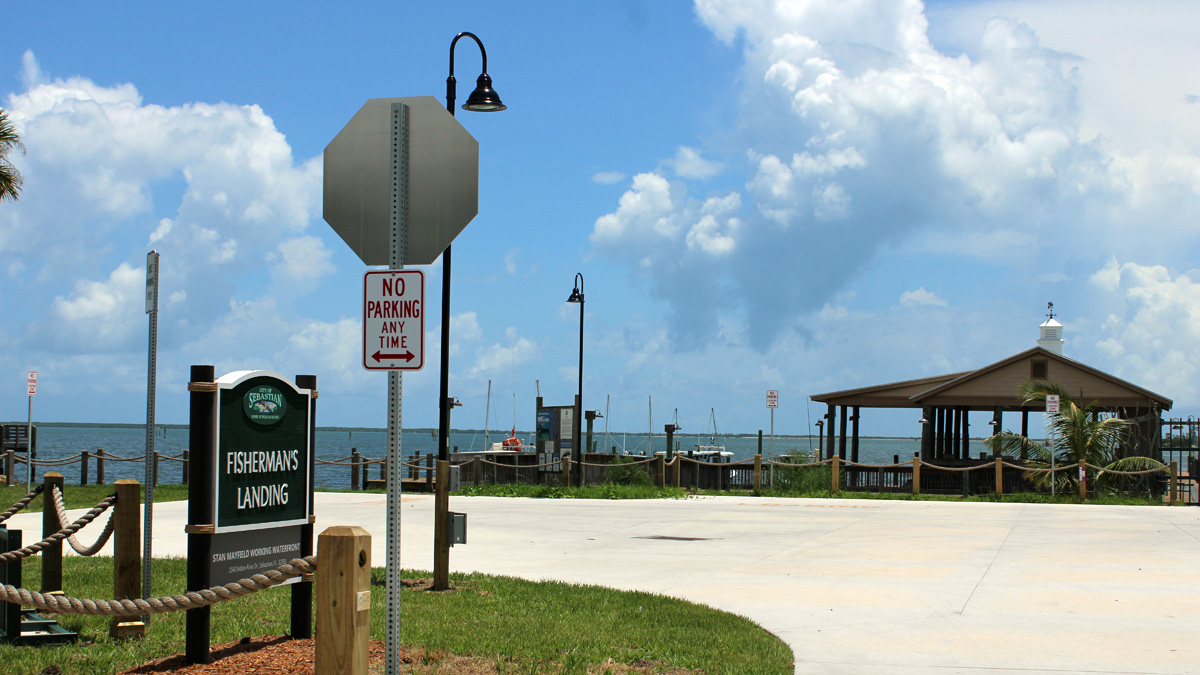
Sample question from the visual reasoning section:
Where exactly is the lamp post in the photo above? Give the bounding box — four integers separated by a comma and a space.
440, 32, 506, 463
566, 273, 584, 481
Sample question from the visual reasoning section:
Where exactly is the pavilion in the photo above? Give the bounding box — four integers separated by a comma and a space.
810, 313, 1173, 463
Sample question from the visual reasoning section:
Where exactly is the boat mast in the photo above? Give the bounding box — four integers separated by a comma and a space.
484, 379, 491, 451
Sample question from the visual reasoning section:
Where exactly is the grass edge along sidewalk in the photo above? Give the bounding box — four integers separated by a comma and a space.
0, 557, 793, 675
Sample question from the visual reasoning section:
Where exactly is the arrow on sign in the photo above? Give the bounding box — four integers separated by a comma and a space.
371, 350, 416, 363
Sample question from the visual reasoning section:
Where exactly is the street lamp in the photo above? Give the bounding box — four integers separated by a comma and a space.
567, 273, 584, 475
564, 269, 583, 408
439, 32, 506, 462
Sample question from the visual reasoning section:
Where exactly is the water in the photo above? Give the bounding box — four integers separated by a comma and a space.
14, 426, 1000, 490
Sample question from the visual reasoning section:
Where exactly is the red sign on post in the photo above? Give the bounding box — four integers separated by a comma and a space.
363, 270, 424, 371
26, 371, 36, 396
766, 390, 779, 409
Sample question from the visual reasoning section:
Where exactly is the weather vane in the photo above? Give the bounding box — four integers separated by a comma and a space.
1046, 302, 1055, 320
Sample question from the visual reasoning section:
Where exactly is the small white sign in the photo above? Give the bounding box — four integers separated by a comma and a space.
766, 390, 779, 409
27, 371, 36, 396
363, 270, 424, 371
1046, 394, 1060, 414
146, 250, 159, 314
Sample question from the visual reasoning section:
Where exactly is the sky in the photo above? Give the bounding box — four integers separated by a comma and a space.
1, 0, 1197, 438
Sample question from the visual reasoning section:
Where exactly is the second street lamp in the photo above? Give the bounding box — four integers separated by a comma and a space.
566, 273, 584, 482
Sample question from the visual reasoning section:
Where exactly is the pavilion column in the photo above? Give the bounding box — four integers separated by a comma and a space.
1021, 409, 1029, 438
920, 406, 933, 459
850, 406, 860, 463
838, 406, 848, 460
992, 408, 1002, 436
941, 407, 952, 459
825, 404, 836, 462
951, 407, 961, 460
961, 408, 970, 459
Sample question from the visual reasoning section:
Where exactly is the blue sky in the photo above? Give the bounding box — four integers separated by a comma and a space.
2, 0, 1198, 437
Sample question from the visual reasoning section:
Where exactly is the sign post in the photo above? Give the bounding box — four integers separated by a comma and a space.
144, 250, 159, 603
1046, 395, 1060, 497
766, 390, 778, 460
25, 371, 35, 492
324, 96, 477, 672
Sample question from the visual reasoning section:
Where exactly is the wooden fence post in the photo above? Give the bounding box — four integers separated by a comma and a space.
96, 448, 105, 485
562, 457, 571, 487
425, 453, 434, 492
111, 478, 145, 638
5, 450, 13, 486
350, 449, 360, 491
656, 456, 665, 489
315, 526, 371, 675
912, 456, 921, 495
81, 450, 90, 486
1078, 460, 1087, 501
1169, 461, 1178, 506
831, 455, 840, 495
153, 452, 160, 487
994, 456, 1003, 496
672, 456, 680, 489
41, 472, 64, 594
753, 454, 762, 492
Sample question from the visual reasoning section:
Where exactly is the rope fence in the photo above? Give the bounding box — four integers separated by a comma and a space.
0, 492, 116, 563
0, 556, 317, 617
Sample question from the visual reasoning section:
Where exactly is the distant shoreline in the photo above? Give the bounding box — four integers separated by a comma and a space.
0, 421, 1002, 442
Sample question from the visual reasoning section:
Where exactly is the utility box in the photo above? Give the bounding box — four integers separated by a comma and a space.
448, 512, 466, 546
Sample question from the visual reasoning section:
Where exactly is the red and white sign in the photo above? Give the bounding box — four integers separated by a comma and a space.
27, 370, 37, 396
1046, 394, 1060, 414
363, 270, 424, 371
766, 390, 779, 409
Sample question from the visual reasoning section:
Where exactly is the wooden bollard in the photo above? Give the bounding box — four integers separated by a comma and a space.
912, 456, 921, 494
153, 452, 160, 487
425, 453, 434, 492
5, 450, 13, 486
81, 450, 90, 486
96, 448, 105, 485
350, 449, 360, 491
181, 449, 189, 485
656, 455, 665, 489
315, 526, 371, 675
831, 456, 840, 495
561, 457, 571, 487
753, 454, 762, 492
672, 455, 680, 489
433, 460, 450, 591
1169, 461, 1178, 506
111, 478, 145, 638
994, 456, 1003, 496
41, 473, 65, 593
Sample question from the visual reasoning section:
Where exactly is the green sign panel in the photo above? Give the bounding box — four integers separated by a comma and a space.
215, 372, 311, 532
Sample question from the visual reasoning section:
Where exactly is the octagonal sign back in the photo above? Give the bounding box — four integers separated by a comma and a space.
323, 96, 479, 266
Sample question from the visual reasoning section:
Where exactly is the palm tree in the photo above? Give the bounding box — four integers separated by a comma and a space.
0, 108, 24, 202
985, 379, 1164, 496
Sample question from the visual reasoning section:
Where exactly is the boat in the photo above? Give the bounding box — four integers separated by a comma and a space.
489, 428, 528, 452
692, 409, 733, 461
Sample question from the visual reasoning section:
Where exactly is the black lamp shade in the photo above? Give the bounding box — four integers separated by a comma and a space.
567, 288, 583, 303
463, 74, 506, 112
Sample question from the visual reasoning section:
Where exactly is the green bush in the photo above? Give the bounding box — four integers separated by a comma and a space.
603, 455, 655, 487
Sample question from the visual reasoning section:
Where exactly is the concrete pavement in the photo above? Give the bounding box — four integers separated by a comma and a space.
9, 493, 1200, 674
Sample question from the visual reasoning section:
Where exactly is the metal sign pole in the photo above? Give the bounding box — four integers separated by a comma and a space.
25, 391, 32, 493
144, 250, 159, 602
385, 101, 409, 675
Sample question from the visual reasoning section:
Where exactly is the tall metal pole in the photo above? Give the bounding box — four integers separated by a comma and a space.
144, 250, 159, 603
384, 100, 411, 675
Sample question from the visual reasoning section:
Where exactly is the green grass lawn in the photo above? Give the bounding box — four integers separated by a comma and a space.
0, 484, 190, 513
0, 557, 793, 675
